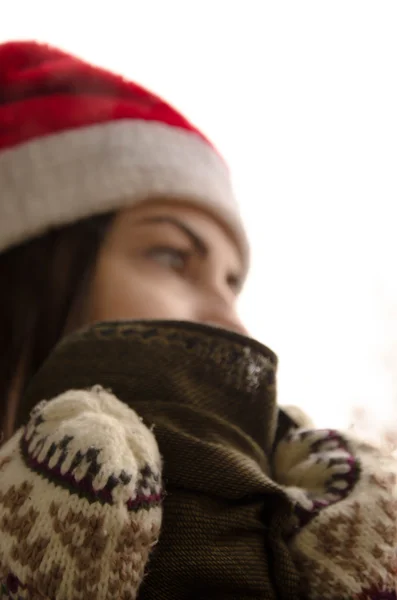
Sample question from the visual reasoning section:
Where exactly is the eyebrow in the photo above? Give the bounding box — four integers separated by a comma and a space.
135, 216, 208, 257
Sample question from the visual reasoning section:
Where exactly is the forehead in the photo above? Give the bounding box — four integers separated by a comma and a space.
110, 199, 243, 268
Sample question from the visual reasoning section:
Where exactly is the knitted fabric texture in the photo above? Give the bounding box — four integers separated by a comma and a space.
0, 41, 248, 264
0, 386, 162, 599
273, 426, 397, 599
14, 320, 302, 599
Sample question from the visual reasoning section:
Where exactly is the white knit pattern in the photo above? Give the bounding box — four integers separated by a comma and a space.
274, 426, 397, 599
0, 386, 163, 599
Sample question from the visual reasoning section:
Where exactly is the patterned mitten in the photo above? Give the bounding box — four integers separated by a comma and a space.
273, 425, 397, 599
0, 386, 163, 599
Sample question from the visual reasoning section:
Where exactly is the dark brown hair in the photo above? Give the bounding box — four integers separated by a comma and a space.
0, 213, 114, 438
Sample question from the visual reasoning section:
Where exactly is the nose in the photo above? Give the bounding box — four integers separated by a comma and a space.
198, 296, 248, 337
203, 317, 248, 336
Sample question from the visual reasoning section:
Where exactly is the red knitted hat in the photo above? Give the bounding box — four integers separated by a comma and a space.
0, 41, 248, 264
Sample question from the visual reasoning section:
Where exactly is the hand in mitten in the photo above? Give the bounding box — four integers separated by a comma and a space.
0, 386, 163, 600
273, 427, 361, 526
273, 422, 397, 599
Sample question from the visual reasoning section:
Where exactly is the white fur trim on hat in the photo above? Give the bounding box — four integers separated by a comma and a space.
0, 120, 249, 265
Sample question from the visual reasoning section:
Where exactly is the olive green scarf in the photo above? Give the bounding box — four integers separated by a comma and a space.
18, 321, 301, 599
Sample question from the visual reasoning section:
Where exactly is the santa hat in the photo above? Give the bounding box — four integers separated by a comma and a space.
0, 41, 248, 266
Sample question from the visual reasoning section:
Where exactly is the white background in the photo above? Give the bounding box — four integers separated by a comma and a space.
1, 1, 396, 439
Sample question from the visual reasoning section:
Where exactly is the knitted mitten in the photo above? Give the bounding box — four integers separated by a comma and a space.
273, 424, 397, 599
0, 386, 163, 599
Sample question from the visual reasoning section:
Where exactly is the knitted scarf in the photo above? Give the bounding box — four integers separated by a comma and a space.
1, 321, 396, 599
2, 321, 301, 599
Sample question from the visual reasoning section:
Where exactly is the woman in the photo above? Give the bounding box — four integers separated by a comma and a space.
0, 40, 299, 600
0, 42, 395, 600
0, 40, 249, 438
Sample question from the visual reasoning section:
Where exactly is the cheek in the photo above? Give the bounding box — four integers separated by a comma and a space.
86, 256, 195, 324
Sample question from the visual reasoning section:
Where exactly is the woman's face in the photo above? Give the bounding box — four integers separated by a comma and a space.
83, 201, 247, 335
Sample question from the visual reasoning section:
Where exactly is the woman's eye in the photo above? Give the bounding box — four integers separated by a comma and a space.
147, 247, 189, 271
